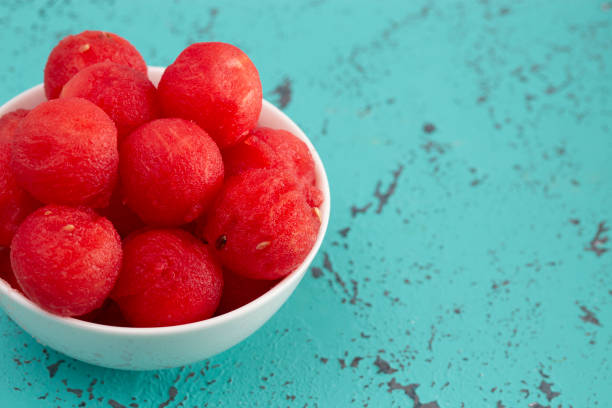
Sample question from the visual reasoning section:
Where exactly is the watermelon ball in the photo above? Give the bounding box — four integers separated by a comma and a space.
201, 169, 321, 280
11, 98, 118, 208
215, 269, 279, 316
44, 30, 147, 99
120, 118, 223, 226
111, 229, 223, 327
97, 183, 144, 238
158, 42, 262, 149
223, 127, 317, 186
60, 62, 159, 140
0, 247, 20, 290
223, 126, 323, 207
0, 110, 39, 246
10, 205, 122, 317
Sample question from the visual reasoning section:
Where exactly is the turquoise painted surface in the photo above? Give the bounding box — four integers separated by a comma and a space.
0, 0, 611, 406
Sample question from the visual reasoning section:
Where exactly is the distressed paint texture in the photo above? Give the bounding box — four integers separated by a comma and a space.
0, 0, 611, 406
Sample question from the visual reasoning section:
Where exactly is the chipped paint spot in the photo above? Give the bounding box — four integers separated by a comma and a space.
374, 164, 404, 214
374, 355, 397, 374
46, 360, 64, 378
108, 400, 126, 408
271, 78, 292, 109
350, 357, 363, 368
66, 388, 83, 398
158, 386, 178, 408
579, 305, 602, 326
423, 123, 436, 133
537, 381, 560, 401
338, 227, 350, 237
351, 202, 372, 217
387, 378, 439, 407
585, 221, 609, 256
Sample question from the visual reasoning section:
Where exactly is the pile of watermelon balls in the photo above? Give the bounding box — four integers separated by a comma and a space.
0, 31, 324, 328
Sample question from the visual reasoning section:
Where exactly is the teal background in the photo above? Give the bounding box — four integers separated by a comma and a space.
1, 0, 611, 406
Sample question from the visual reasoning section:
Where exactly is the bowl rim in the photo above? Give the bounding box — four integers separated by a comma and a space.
0, 67, 330, 337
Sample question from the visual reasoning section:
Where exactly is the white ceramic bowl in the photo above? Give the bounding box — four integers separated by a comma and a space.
0, 67, 330, 370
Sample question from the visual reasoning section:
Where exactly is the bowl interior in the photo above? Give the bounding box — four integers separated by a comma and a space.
0, 66, 330, 337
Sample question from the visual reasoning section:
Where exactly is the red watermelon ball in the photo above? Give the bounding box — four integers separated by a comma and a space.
0, 110, 40, 246
215, 269, 280, 316
11, 98, 118, 208
10, 205, 122, 317
44, 30, 147, 99
158, 42, 262, 149
0, 247, 20, 290
120, 118, 223, 226
223, 126, 323, 207
111, 229, 223, 327
201, 169, 321, 280
60, 62, 159, 140
223, 127, 317, 186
